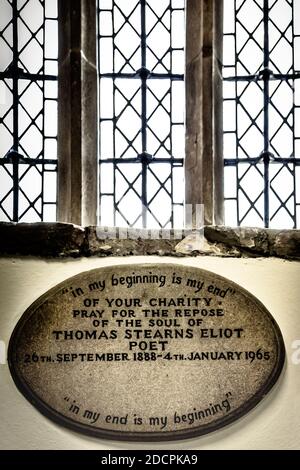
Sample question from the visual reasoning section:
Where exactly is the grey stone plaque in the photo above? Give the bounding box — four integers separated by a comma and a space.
8, 264, 285, 441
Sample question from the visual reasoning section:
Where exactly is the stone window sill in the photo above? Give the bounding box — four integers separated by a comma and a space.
0, 222, 299, 260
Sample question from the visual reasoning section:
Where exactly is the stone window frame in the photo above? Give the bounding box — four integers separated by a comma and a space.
57, 0, 224, 227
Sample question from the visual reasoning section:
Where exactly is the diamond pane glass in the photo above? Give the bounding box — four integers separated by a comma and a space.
223, 0, 300, 228
0, 0, 58, 222
98, 0, 185, 228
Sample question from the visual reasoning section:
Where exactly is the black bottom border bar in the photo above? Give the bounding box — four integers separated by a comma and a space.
0, 450, 298, 466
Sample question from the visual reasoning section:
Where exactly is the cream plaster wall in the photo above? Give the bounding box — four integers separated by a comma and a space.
0, 255, 299, 450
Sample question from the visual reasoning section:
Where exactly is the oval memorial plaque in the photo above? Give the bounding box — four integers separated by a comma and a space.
8, 264, 285, 441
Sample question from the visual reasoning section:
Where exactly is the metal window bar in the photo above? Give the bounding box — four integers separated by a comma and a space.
223, 0, 300, 228
0, 0, 58, 222
98, 0, 185, 229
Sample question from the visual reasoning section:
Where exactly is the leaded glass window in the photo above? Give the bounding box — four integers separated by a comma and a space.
223, 0, 300, 228
0, 0, 58, 222
98, 0, 186, 228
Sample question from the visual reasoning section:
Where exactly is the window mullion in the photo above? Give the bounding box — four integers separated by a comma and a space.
185, 0, 224, 226
57, 0, 97, 226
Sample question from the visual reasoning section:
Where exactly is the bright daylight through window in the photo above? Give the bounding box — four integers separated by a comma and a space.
0, 0, 299, 229
98, 0, 185, 229
0, 0, 58, 222
223, 0, 300, 228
